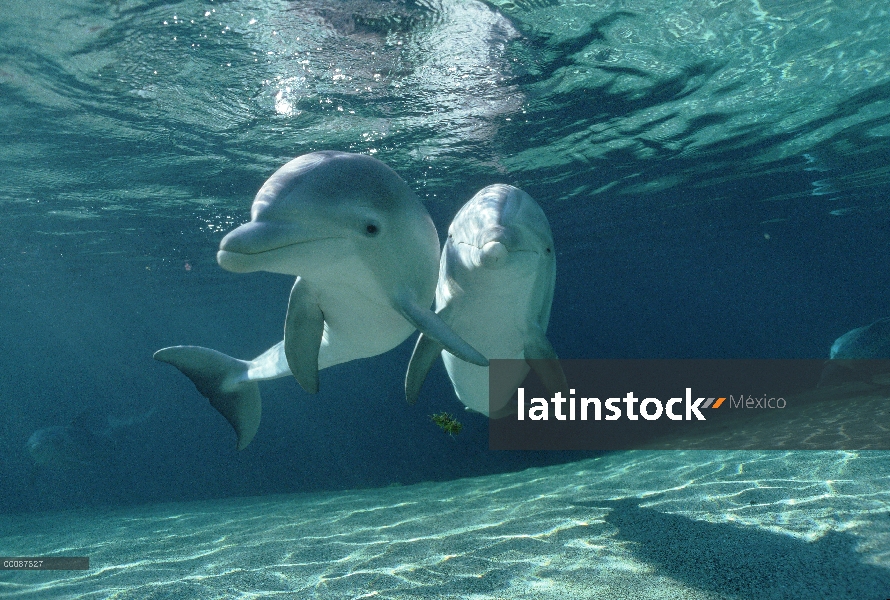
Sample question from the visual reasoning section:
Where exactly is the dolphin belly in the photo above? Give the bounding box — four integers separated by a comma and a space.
441, 277, 537, 415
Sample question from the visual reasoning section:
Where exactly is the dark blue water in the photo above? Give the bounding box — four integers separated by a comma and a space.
1, 0, 889, 515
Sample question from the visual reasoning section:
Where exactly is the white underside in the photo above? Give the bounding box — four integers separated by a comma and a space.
246, 302, 413, 381
243, 268, 420, 382
439, 249, 551, 416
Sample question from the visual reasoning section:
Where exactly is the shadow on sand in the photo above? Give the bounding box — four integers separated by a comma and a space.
574, 497, 890, 599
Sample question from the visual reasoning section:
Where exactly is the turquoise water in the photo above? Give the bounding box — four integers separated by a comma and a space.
2, 0, 890, 597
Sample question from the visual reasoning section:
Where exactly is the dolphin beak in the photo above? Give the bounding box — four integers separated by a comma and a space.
217, 221, 313, 273
219, 221, 305, 254
472, 227, 516, 269
478, 240, 509, 268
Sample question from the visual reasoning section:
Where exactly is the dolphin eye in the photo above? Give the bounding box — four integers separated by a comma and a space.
365, 223, 380, 236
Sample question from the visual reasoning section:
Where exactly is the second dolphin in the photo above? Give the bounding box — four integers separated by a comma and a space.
406, 184, 568, 418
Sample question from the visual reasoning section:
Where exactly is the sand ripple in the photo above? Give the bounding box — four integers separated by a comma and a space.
1, 450, 889, 599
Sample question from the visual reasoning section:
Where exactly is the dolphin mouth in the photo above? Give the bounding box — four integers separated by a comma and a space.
217, 241, 338, 273
219, 221, 321, 254
218, 240, 333, 257
216, 221, 339, 273
455, 239, 539, 269
217, 249, 261, 273
477, 240, 508, 268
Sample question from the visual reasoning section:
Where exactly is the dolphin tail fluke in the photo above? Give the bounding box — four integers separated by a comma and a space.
398, 297, 489, 367
524, 328, 570, 398
154, 346, 261, 450
405, 333, 445, 404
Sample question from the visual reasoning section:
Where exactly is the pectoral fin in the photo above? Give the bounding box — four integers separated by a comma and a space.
398, 297, 488, 367
524, 327, 569, 398
284, 277, 324, 394
405, 333, 445, 404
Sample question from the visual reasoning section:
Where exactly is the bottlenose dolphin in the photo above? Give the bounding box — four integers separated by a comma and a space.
155, 151, 487, 450
405, 184, 568, 418
819, 317, 890, 387
829, 317, 890, 359
27, 425, 110, 470
27, 408, 155, 471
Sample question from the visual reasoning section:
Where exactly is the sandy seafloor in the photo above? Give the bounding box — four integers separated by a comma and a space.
2, 450, 889, 599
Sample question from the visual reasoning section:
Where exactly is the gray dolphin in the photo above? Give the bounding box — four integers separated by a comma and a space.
155, 152, 487, 449
829, 317, 890, 359
405, 184, 568, 418
820, 317, 890, 387
27, 425, 110, 469
27, 408, 155, 470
